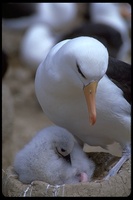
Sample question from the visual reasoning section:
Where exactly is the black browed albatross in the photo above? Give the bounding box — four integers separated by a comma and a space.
35, 36, 131, 180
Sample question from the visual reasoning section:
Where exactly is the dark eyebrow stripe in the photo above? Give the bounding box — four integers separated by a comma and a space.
77, 63, 86, 79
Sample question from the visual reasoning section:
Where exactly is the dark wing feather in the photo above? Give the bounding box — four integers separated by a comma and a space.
107, 57, 131, 104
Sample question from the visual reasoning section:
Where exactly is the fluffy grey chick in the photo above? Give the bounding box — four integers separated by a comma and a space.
13, 125, 95, 185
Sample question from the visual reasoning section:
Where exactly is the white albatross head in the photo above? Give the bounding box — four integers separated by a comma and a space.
35, 36, 109, 125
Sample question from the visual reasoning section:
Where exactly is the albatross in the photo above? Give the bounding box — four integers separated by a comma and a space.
35, 36, 131, 180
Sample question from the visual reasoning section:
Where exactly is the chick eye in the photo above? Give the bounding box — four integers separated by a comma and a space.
56, 147, 71, 164
77, 63, 86, 79
56, 147, 66, 156
60, 148, 65, 152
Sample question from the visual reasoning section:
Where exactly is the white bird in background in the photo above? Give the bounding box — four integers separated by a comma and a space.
89, 3, 131, 62
35, 36, 131, 180
36, 3, 77, 30
14, 125, 95, 185
20, 24, 57, 70
2, 3, 77, 30
2, 3, 77, 70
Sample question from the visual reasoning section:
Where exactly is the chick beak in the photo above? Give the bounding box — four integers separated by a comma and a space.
83, 81, 98, 125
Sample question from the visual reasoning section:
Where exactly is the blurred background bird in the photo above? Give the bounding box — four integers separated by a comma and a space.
2, 3, 131, 71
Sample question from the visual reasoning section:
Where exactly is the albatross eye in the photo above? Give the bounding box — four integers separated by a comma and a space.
76, 63, 86, 79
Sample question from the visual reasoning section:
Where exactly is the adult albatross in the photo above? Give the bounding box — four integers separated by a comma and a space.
35, 36, 131, 180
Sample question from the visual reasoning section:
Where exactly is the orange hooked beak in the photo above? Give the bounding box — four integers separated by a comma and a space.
83, 81, 98, 126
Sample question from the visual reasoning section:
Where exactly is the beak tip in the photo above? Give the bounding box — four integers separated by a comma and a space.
89, 116, 96, 126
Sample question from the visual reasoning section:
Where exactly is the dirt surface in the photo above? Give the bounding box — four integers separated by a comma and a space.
2, 58, 54, 169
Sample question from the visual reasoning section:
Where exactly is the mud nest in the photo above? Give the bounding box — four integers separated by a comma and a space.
2, 152, 131, 197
